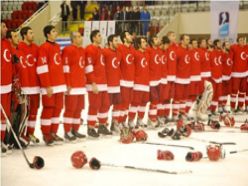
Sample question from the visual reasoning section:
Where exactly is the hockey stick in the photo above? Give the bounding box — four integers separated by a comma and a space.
89, 158, 192, 175
0, 104, 44, 169
202, 130, 246, 133
229, 149, 248, 154
189, 137, 236, 145
144, 142, 194, 150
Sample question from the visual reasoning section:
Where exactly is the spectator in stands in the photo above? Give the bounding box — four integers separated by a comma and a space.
79, 1, 87, 20
140, 6, 150, 36
114, 6, 123, 34
126, 6, 132, 32
70, 1, 78, 21
100, 6, 108, 20
92, 8, 100, 20
60, 1, 70, 32
133, 6, 141, 35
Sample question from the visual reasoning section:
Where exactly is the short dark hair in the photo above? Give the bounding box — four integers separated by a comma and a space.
120, 31, 129, 43
190, 38, 197, 45
148, 34, 157, 46
43, 25, 55, 39
107, 34, 118, 45
20, 26, 32, 40
6, 29, 17, 39
198, 38, 206, 44
237, 36, 243, 42
180, 34, 188, 41
90, 30, 100, 43
136, 37, 146, 49
161, 35, 170, 44
213, 39, 220, 46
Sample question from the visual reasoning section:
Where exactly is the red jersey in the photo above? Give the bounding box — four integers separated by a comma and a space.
175, 45, 191, 84
1, 39, 12, 94
117, 44, 135, 87
167, 43, 178, 81
230, 44, 247, 77
189, 48, 201, 82
37, 41, 66, 94
11, 46, 31, 95
62, 45, 86, 95
85, 44, 107, 91
160, 48, 168, 85
146, 46, 162, 86
222, 51, 233, 81
133, 49, 150, 92
102, 47, 121, 93
18, 41, 40, 94
199, 48, 211, 79
210, 49, 223, 82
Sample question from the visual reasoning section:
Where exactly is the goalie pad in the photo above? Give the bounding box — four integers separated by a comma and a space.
196, 81, 213, 121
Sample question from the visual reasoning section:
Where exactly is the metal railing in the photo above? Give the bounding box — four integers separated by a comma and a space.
60, 19, 171, 36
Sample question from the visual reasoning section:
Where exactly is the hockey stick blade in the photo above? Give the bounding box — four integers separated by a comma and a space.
229, 149, 248, 154
0, 104, 44, 169
190, 137, 236, 145
144, 142, 194, 150
102, 163, 192, 175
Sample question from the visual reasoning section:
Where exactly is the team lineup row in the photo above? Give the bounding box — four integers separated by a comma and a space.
1, 22, 248, 152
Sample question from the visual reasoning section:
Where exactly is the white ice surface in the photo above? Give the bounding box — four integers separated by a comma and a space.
1, 97, 248, 186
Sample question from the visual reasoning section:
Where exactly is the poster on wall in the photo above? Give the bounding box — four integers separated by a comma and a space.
210, 1, 239, 43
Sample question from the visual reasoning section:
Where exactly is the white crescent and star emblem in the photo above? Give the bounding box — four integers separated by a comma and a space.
41, 57, 47, 64
161, 55, 166, 64
87, 57, 92, 64
169, 51, 176, 61
100, 54, 105, 66
79, 56, 85, 69
111, 57, 120, 69
126, 54, 133, 65
194, 52, 200, 61
141, 57, 148, 68
3, 49, 11, 63
54, 53, 61, 65
240, 52, 246, 60
185, 54, 190, 64
20, 56, 26, 68
214, 57, 219, 66
205, 52, 209, 61
226, 58, 233, 66
154, 54, 160, 64
218, 56, 222, 64
26, 54, 34, 67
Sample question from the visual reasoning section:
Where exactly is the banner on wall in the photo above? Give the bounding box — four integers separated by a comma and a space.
83, 21, 92, 47
83, 21, 116, 47
210, 1, 239, 43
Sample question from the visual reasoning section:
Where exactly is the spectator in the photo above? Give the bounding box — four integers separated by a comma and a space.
92, 8, 100, 20
79, 1, 87, 20
126, 6, 133, 32
114, 6, 123, 34
70, 1, 78, 21
140, 6, 150, 36
133, 6, 141, 35
100, 6, 108, 20
60, 1, 70, 32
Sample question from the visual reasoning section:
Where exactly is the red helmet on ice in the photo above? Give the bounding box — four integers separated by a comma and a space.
133, 129, 148, 142
220, 114, 235, 127
120, 127, 134, 144
207, 144, 225, 161
71, 151, 88, 168
193, 121, 205, 132
157, 150, 174, 160
240, 119, 248, 131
